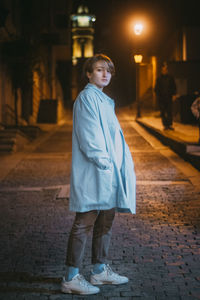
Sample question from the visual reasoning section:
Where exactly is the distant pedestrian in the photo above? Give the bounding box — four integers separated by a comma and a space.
191, 96, 200, 120
61, 54, 136, 295
191, 96, 200, 143
155, 62, 177, 130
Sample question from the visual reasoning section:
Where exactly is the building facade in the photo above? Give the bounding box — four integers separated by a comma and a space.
0, 0, 72, 127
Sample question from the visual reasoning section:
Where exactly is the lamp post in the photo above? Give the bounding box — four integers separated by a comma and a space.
133, 23, 143, 118
134, 54, 143, 118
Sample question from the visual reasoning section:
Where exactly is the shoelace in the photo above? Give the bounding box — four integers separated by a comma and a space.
77, 274, 92, 287
105, 265, 115, 275
104, 265, 120, 278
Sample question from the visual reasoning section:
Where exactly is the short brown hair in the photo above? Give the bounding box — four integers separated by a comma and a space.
83, 54, 115, 81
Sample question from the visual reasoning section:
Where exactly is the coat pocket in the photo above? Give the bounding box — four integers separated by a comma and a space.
86, 164, 113, 204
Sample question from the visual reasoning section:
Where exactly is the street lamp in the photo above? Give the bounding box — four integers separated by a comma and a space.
134, 23, 143, 36
134, 54, 143, 64
133, 23, 143, 118
134, 54, 143, 118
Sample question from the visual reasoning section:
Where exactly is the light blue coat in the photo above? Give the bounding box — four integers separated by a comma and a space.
69, 83, 136, 214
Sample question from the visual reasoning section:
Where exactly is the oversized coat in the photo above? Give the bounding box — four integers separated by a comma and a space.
69, 83, 136, 214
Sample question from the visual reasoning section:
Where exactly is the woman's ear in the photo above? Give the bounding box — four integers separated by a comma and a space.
86, 71, 91, 80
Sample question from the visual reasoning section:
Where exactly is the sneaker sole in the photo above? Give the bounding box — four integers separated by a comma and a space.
90, 279, 129, 285
61, 286, 100, 295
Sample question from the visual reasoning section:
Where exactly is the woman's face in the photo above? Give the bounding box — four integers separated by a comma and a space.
87, 60, 112, 90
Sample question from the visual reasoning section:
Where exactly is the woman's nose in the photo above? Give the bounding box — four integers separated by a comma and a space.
103, 70, 107, 76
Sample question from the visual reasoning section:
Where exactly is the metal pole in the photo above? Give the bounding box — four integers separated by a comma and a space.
136, 63, 141, 118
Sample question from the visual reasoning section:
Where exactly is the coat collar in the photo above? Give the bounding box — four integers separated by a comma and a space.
85, 83, 114, 107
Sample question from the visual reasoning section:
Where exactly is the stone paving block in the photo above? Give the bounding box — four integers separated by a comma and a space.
0, 294, 20, 300
120, 290, 145, 297
106, 297, 133, 300
0, 157, 71, 187
49, 295, 73, 300
6, 281, 60, 292
49, 296, 73, 300
133, 152, 188, 181
22, 295, 49, 300
0, 293, 49, 300
34, 129, 72, 154
119, 126, 139, 136
190, 289, 200, 299
99, 289, 120, 297
71, 296, 105, 300
180, 297, 198, 300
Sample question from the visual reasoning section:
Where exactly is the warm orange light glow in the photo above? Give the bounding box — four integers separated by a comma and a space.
134, 23, 143, 35
125, 15, 152, 40
72, 56, 78, 66
134, 54, 143, 63
84, 39, 94, 57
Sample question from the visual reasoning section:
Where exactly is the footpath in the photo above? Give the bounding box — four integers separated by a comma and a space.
136, 111, 200, 171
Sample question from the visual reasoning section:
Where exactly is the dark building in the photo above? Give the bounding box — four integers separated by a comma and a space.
0, 0, 72, 126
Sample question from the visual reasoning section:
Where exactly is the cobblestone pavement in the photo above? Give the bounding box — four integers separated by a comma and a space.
0, 109, 200, 300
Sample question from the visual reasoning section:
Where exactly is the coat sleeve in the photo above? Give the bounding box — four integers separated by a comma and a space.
74, 93, 112, 170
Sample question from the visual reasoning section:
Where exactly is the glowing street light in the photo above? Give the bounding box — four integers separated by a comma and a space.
134, 54, 143, 119
134, 23, 143, 36
134, 54, 143, 64
133, 22, 144, 118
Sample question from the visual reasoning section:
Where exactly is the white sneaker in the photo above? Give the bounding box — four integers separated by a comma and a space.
61, 274, 100, 295
90, 264, 129, 285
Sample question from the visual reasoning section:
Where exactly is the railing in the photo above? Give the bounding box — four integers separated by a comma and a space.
3, 104, 16, 126
2, 104, 24, 127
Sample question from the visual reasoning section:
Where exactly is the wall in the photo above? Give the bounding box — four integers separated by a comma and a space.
138, 56, 157, 110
